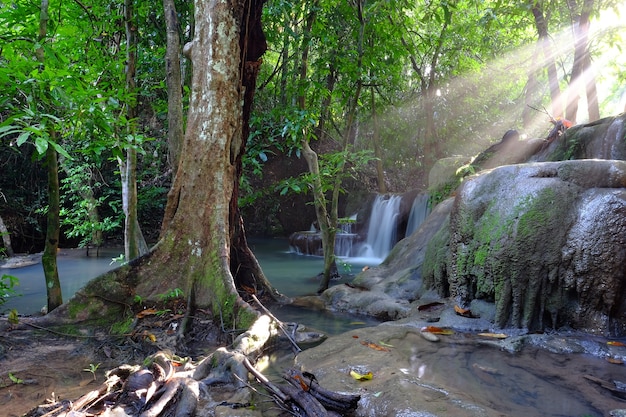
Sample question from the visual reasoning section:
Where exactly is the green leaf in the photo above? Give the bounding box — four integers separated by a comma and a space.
34, 137, 49, 155
50, 141, 72, 160
16, 131, 31, 145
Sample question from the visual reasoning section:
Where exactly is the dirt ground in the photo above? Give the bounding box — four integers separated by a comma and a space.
0, 327, 123, 417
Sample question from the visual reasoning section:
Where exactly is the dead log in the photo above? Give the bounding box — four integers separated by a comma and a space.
283, 369, 361, 414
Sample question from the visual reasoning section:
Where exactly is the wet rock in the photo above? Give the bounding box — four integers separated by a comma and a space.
443, 159, 626, 335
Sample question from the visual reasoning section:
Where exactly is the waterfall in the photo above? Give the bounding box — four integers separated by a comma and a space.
334, 215, 357, 257
405, 193, 431, 237
359, 194, 402, 261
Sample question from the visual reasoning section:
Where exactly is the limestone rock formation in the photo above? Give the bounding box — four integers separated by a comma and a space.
323, 114, 626, 336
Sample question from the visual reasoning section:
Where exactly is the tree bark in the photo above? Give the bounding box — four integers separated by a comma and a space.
36, 0, 63, 312
163, 0, 185, 170
122, 0, 149, 261
42, 137, 63, 312
0, 214, 14, 257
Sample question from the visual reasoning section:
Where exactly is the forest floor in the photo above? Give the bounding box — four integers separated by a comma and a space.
0, 326, 120, 417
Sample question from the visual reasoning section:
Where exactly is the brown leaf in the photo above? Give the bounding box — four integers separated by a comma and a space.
421, 326, 453, 335
136, 308, 158, 319
417, 302, 445, 311
454, 304, 477, 318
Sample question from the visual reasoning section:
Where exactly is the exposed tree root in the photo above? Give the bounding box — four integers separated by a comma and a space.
21, 314, 360, 417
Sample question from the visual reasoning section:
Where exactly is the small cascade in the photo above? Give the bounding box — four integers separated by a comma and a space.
359, 194, 402, 260
334, 216, 357, 257
405, 193, 431, 237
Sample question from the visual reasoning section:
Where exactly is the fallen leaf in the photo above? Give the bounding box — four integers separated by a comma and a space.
606, 357, 624, 365
136, 308, 158, 319
350, 370, 373, 381
294, 375, 310, 391
352, 335, 359, 339
421, 326, 454, 335
417, 302, 445, 311
378, 340, 395, 348
454, 304, 476, 318
360, 341, 391, 351
607, 341, 626, 347
477, 332, 508, 339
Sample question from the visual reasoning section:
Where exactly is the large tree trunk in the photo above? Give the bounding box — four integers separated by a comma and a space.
163, 0, 185, 170
149, 0, 276, 328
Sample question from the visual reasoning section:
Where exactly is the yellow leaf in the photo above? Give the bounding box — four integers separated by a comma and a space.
360, 341, 391, 351
350, 370, 373, 381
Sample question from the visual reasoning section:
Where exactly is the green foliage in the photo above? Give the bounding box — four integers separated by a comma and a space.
110, 316, 134, 335
83, 363, 101, 380
158, 288, 184, 302
8, 373, 23, 385
275, 148, 376, 198
0, 274, 19, 311
59, 164, 122, 248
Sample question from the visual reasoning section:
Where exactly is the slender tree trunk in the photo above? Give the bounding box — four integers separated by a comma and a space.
565, 0, 598, 123
522, 42, 542, 128
43, 136, 63, 312
294, 1, 336, 291
278, 12, 291, 108
36, 0, 62, 312
0, 214, 14, 257
163, 0, 185, 170
531, 2, 563, 118
371, 86, 385, 193
320, 0, 367, 291
315, 62, 336, 144
122, 0, 148, 261
421, 16, 449, 164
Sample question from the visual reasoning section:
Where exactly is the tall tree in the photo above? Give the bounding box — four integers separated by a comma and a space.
529, 0, 563, 119
37, 0, 63, 312
120, 0, 149, 261
565, 0, 599, 123
141, 0, 278, 326
163, 0, 185, 170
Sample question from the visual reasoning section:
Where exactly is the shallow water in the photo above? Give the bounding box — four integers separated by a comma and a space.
1, 239, 379, 332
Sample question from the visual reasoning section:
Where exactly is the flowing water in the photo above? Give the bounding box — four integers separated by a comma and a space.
358, 194, 402, 261
2, 240, 625, 416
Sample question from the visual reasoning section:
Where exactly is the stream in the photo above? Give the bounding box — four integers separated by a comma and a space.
1, 239, 625, 416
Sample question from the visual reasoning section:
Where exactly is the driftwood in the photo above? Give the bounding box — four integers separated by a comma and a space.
22, 314, 360, 417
